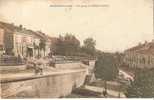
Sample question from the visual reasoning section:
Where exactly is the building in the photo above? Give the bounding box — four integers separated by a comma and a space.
33, 31, 52, 58
124, 40, 154, 68
0, 21, 53, 58
0, 22, 15, 55
13, 28, 35, 57
0, 28, 4, 55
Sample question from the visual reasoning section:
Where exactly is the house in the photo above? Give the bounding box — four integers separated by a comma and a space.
0, 22, 15, 55
124, 40, 154, 68
0, 28, 4, 55
0, 21, 54, 58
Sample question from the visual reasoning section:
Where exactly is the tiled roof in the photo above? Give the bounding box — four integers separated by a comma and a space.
125, 41, 154, 56
0, 21, 53, 41
0, 21, 16, 32
125, 44, 145, 52
137, 42, 154, 55
138, 49, 154, 55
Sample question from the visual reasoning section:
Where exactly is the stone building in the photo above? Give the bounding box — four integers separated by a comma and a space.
33, 31, 52, 58
0, 28, 4, 55
0, 21, 53, 58
124, 40, 154, 68
0, 22, 15, 55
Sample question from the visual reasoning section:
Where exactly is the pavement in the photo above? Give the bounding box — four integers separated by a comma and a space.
84, 85, 126, 98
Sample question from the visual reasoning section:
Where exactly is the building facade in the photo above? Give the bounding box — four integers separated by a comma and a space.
0, 21, 52, 58
13, 31, 34, 57
124, 41, 154, 68
0, 28, 4, 55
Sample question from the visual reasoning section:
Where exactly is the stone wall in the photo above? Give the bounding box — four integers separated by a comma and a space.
1, 68, 87, 98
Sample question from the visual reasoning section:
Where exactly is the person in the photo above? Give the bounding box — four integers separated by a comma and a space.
34, 62, 43, 75
49, 56, 56, 68
34, 58, 44, 75
17, 54, 22, 63
48, 52, 53, 58
103, 90, 107, 97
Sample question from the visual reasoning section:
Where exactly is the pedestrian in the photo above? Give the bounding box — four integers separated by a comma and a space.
103, 90, 107, 97
49, 57, 56, 68
17, 54, 22, 63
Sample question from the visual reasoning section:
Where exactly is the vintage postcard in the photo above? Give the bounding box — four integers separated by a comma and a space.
0, 0, 153, 99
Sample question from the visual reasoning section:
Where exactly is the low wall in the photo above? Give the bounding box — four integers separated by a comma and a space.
0, 65, 26, 73
1, 68, 87, 98
56, 62, 86, 69
56, 60, 95, 69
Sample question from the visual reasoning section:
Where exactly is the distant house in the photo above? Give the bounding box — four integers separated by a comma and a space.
124, 40, 154, 68
0, 21, 55, 58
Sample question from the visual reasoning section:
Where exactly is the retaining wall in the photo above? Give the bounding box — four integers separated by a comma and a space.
1, 68, 87, 98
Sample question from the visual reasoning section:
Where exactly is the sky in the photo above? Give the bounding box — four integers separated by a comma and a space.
0, 0, 153, 52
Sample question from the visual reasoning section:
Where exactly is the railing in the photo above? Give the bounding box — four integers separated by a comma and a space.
0, 55, 24, 66
0, 55, 96, 66
54, 56, 96, 64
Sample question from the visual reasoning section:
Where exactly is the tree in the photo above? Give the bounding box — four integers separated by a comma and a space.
114, 52, 124, 67
94, 53, 119, 95
82, 38, 96, 56
54, 34, 80, 56
125, 69, 154, 98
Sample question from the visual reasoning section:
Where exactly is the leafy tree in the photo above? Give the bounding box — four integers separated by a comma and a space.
94, 53, 119, 94
114, 52, 124, 67
82, 38, 96, 56
54, 34, 80, 56
125, 69, 154, 98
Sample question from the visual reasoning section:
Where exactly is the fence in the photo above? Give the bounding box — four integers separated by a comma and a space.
0, 55, 24, 66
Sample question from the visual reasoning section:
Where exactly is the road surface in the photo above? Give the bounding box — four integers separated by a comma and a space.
84, 85, 126, 98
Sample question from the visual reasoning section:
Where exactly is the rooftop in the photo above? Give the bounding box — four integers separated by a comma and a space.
125, 40, 154, 56
0, 21, 56, 41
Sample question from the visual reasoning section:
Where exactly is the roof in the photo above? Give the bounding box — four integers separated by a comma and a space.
125, 43, 145, 52
0, 21, 52, 41
48, 36, 59, 42
125, 41, 154, 56
0, 21, 16, 32
138, 49, 154, 55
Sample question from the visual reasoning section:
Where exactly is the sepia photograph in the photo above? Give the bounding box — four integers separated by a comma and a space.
0, 0, 153, 99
